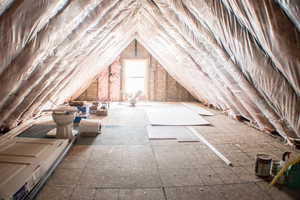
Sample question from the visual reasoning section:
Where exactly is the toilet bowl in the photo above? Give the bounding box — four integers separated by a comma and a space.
51, 107, 77, 139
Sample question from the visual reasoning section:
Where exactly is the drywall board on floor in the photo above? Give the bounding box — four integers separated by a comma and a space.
144, 102, 182, 107
146, 126, 200, 142
145, 106, 210, 126
176, 133, 200, 142
182, 102, 214, 116
147, 126, 178, 140
120, 102, 153, 107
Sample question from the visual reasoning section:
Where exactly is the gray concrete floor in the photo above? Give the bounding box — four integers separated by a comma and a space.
36, 103, 300, 200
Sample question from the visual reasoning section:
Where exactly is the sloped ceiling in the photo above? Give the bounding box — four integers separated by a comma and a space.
0, 0, 299, 139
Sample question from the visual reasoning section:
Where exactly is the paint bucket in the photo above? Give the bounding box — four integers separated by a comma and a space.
255, 154, 272, 177
271, 160, 285, 184
271, 160, 281, 176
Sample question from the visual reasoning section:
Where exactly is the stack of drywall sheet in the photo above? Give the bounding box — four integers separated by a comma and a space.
0, 137, 68, 200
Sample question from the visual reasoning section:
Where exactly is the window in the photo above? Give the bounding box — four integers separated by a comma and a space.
124, 59, 147, 96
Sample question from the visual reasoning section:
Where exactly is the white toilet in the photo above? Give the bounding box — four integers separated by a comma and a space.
51, 106, 77, 139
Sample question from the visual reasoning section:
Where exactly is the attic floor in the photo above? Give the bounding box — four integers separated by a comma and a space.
35, 103, 300, 200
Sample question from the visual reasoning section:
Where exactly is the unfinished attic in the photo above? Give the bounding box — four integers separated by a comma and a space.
0, 0, 300, 199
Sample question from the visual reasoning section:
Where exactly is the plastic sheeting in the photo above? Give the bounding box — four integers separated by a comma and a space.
276, 0, 300, 32
0, 0, 299, 139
